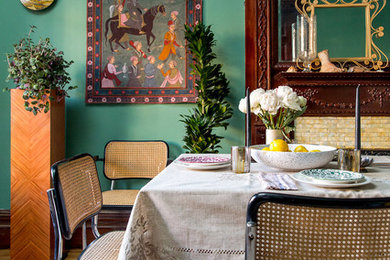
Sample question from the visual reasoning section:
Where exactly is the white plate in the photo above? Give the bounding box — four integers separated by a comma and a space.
176, 154, 231, 167
174, 161, 231, 170
291, 173, 371, 188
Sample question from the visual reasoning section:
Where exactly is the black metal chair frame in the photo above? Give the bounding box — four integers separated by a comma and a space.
246, 192, 390, 260
47, 153, 106, 260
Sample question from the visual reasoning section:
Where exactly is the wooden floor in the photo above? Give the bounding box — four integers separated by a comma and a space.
0, 249, 83, 260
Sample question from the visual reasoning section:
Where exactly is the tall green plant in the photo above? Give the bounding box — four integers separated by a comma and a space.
180, 24, 233, 153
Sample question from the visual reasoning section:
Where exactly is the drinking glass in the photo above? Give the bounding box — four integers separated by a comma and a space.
338, 149, 361, 173
231, 146, 251, 173
297, 15, 317, 71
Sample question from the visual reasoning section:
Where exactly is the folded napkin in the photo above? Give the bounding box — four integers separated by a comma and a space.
259, 172, 298, 190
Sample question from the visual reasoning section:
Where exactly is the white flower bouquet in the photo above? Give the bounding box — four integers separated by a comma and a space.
239, 86, 307, 140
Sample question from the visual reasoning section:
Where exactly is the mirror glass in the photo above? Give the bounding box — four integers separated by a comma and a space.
278, 0, 389, 70
279, 3, 366, 61
315, 7, 366, 59
278, 0, 299, 62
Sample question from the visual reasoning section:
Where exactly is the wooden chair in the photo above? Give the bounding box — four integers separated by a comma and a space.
47, 154, 125, 260
97, 140, 169, 210
246, 192, 390, 260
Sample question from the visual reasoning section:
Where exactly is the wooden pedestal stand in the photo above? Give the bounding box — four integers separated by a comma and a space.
10, 89, 65, 259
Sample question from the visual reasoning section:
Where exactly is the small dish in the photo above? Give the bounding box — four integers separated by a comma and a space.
292, 173, 371, 188
177, 154, 230, 165
299, 169, 365, 184
175, 154, 231, 170
174, 162, 231, 170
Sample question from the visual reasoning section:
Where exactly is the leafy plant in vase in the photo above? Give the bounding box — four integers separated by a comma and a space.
5, 26, 76, 115
239, 86, 307, 144
180, 23, 233, 153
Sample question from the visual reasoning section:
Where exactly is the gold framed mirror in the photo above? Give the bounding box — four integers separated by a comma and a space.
295, 0, 388, 70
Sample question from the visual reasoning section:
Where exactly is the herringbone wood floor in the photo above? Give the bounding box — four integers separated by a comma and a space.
0, 249, 82, 260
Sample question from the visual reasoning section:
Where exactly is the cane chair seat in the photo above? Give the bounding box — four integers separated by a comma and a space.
246, 193, 390, 260
79, 231, 125, 260
102, 189, 139, 206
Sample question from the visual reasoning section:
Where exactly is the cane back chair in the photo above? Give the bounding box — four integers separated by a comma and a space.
47, 153, 124, 260
246, 192, 390, 260
98, 140, 169, 209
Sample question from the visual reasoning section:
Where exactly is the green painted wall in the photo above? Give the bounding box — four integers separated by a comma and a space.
0, 0, 246, 209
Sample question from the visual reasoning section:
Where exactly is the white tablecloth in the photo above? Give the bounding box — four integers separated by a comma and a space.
118, 156, 390, 260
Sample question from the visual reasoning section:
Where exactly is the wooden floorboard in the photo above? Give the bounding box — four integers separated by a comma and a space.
0, 249, 83, 260
0, 249, 10, 260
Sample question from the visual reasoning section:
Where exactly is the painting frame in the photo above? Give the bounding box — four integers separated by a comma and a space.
86, 0, 202, 104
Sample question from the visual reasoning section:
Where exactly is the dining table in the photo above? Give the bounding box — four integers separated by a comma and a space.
117, 154, 390, 260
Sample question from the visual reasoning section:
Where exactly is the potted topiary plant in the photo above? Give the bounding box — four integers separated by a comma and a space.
180, 23, 233, 153
5, 25, 76, 115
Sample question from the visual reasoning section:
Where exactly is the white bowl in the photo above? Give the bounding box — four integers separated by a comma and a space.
251, 144, 337, 171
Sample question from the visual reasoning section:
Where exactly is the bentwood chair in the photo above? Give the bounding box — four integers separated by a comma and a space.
246, 192, 390, 260
47, 154, 125, 260
96, 140, 169, 210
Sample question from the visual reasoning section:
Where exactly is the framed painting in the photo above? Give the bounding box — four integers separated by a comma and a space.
86, 0, 202, 104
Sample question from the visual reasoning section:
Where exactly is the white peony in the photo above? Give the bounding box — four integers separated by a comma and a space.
298, 96, 307, 107
259, 91, 280, 115
249, 88, 265, 110
238, 97, 247, 114
276, 85, 293, 99
280, 92, 301, 111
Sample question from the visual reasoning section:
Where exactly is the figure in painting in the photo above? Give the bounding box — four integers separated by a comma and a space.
158, 60, 183, 88
144, 56, 158, 87
127, 56, 142, 87
170, 11, 183, 38
158, 20, 184, 61
130, 40, 147, 60
102, 56, 122, 88
118, 0, 147, 34
105, 5, 166, 53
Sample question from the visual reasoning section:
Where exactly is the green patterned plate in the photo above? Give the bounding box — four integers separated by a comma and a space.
299, 169, 365, 184
292, 173, 370, 188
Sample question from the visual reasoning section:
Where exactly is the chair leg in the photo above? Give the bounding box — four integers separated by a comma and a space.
245, 221, 257, 260
92, 215, 101, 238
82, 222, 87, 249
47, 189, 63, 260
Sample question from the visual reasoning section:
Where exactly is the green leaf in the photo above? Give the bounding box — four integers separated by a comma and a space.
4, 26, 77, 114
180, 23, 232, 153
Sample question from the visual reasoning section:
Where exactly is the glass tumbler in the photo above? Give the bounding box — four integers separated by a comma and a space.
231, 146, 251, 173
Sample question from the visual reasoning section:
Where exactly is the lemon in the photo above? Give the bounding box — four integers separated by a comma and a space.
294, 145, 308, 152
262, 147, 270, 151
269, 139, 289, 152
310, 149, 321, 152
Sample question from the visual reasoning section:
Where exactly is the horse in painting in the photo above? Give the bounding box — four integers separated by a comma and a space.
105, 5, 166, 52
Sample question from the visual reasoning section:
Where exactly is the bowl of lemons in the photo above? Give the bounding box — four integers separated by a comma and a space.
251, 139, 337, 171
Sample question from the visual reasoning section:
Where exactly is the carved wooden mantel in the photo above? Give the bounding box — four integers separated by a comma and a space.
245, 0, 390, 145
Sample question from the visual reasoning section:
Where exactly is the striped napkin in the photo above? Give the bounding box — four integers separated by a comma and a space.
258, 172, 298, 190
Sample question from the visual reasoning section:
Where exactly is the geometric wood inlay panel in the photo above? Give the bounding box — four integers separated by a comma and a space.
10, 89, 64, 260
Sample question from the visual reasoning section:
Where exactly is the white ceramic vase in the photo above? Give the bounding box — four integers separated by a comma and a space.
265, 129, 284, 144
